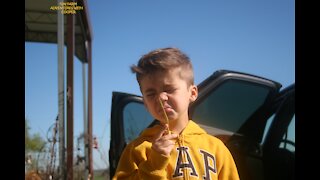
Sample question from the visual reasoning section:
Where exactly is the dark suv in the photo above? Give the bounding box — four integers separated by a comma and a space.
109, 70, 295, 180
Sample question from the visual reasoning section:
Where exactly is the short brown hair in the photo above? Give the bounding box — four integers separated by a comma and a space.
131, 47, 194, 86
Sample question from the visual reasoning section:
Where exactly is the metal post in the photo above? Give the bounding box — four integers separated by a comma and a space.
57, 0, 65, 179
88, 40, 93, 179
66, 1, 75, 178
82, 61, 89, 179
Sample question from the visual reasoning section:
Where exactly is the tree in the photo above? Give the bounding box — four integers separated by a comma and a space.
25, 118, 47, 172
25, 118, 46, 153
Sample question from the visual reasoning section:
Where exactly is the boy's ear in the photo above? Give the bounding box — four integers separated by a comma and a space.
189, 85, 198, 102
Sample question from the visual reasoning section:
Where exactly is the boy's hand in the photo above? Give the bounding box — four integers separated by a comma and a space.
152, 124, 178, 156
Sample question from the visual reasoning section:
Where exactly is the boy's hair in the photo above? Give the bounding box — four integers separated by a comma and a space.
131, 47, 194, 86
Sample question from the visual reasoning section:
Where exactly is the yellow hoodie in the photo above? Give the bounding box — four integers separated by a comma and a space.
112, 120, 240, 180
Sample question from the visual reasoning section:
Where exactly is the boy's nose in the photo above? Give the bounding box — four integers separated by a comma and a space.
158, 92, 168, 101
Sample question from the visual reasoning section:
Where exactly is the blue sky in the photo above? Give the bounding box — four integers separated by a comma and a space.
25, 0, 295, 170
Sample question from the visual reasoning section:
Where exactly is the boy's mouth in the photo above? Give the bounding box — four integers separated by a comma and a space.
160, 107, 171, 113
158, 98, 171, 124
159, 104, 172, 112
159, 107, 174, 121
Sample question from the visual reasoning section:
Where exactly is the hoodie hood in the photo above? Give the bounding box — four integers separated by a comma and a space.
180, 120, 207, 136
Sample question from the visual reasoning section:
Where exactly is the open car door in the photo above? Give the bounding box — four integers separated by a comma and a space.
108, 92, 154, 177
109, 69, 287, 179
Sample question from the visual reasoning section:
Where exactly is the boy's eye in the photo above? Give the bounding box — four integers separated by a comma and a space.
146, 93, 155, 97
166, 88, 176, 93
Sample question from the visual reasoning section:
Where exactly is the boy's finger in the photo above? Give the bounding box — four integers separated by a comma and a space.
162, 133, 178, 141
153, 124, 168, 141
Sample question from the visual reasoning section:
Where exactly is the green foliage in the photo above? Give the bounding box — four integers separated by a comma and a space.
26, 133, 46, 151
25, 118, 46, 153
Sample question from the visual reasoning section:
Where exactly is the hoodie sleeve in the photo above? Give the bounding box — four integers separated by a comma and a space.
112, 141, 171, 180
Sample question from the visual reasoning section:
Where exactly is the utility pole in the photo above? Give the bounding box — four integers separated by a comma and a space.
66, 0, 75, 178
82, 61, 89, 179
57, 0, 65, 179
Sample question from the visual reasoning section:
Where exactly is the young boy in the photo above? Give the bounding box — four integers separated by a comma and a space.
112, 47, 240, 180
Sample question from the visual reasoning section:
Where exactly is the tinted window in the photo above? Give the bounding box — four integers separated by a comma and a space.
280, 114, 295, 152
192, 80, 270, 136
262, 114, 295, 151
123, 102, 153, 143
262, 114, 274, 143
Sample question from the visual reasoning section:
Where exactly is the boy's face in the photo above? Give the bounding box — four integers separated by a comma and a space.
139, 67, 198, 124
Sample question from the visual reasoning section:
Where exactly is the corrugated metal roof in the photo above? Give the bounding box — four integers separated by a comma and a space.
25, 0, 92, 62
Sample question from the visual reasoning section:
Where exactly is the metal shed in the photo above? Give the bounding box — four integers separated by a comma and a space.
25, 0, 93, 179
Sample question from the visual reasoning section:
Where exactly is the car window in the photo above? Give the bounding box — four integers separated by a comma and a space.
123, 102, 153, 143
192, 80, 270, 139
280, 114, 295, 152
262, 114, 295, 151
262, 109, 295, 180
261, 114, 274, 143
